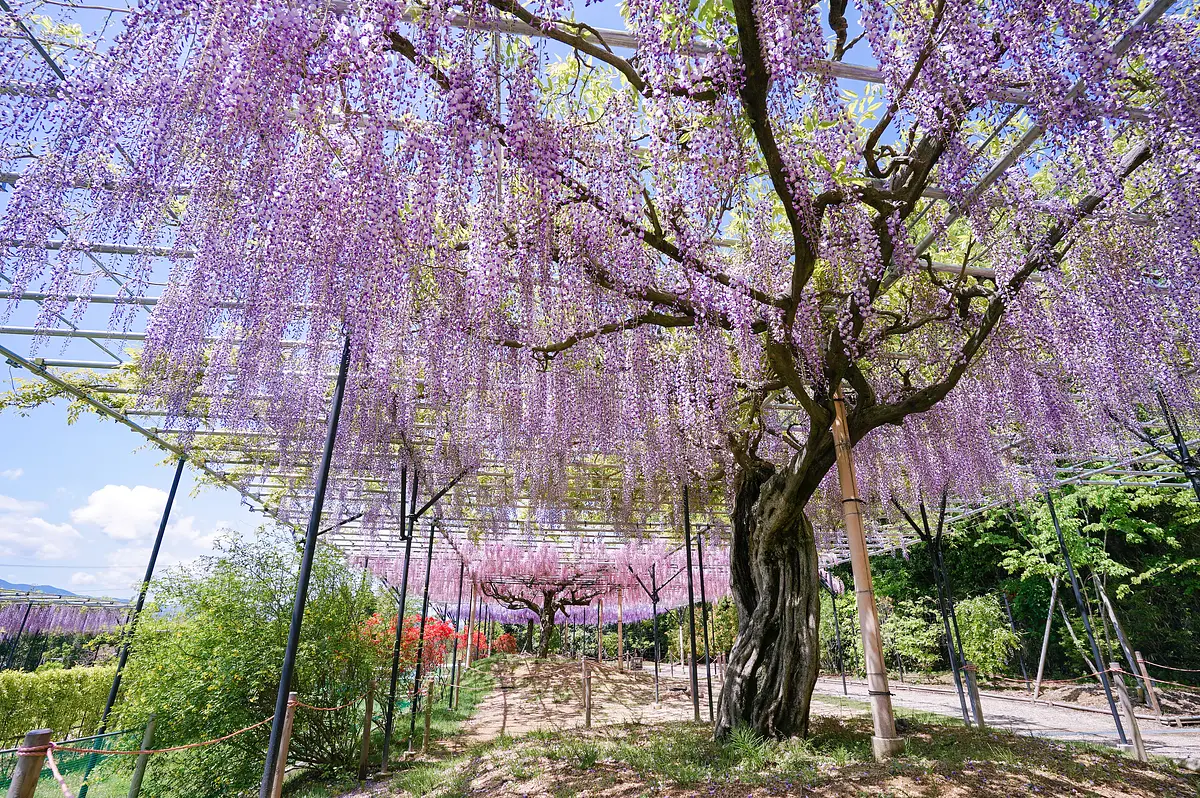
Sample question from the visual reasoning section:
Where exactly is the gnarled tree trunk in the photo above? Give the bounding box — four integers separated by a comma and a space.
537, 602, 557, 659
715, 458, 822, 740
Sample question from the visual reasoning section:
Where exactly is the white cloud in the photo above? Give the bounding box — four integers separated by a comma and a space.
71, 485, 168, 541
0, 494, 83, 560
70, 572, 98, 586
0, 468, 23, 480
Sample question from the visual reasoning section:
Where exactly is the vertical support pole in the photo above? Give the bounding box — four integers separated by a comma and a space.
358, 680, 375, 780
695, 532, 714, 722
1002, 593, 1030, 688
650, 566, 661, 705
1110, 663, 1148, 762
1136, 652, 1161, 718
1093, 574, 1144, 696
1033, 577, 1059, 700
269, 693, 298, 798
617, 586, 624, 672
259, 335, 352, 798
422, 677, 434, 753
828, 586, 848, 695
831, 389, 903, 760
596, 598, 603, 662
8, 728, 51, 798
380, 469, 416, 775
1045, 492, 1128, 745
127, 714, 156, 798
963, 663, 985, 730
925, 506, 972, 726
408, 520, 437, 753
1, 602, 34, 671
682, 485, 701, 723
449, 561, 466, 709
80, 455, 186, 798
465, 582, 477, 669
582, 659, 592, 728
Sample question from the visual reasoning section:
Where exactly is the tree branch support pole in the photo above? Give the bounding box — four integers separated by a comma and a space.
963, 662, 986, 729
408, 520, 438, 754
269, 693, 298, 798
832, 390, 903, 759
1092, 574, 1144, 697
1110, 663, 1148, 762
258, 335, 352, 798
465, 582, 477, 671
380, 470, 416, 775
596, 598, 604, 662
79, 455, 186, 798
617, 586, 624, 672
449, 561, 466, 709
358, 680, 375, 779
127, 713, 155, 798
1135, 652, 1161, 717
1033, 577, 1059, 700
1045, 492, 1128, 745
696, 531, 714, 722
8, 728, 51, 798
682, 485, 701, 723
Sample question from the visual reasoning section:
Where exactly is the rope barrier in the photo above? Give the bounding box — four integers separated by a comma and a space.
44, 748, 75, 798
49, 714, 276, 756
1143, 660, 1200, 674
1113, 667, 1200, 694
294, 692, 367, 712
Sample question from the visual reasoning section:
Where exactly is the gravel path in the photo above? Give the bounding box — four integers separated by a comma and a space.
813, 675, 1200, 763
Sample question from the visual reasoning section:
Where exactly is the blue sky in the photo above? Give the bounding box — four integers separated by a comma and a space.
0, 396, 264, 598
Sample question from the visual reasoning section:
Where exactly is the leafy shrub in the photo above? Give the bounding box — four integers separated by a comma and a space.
493, 633, 517, 654
955, 594, 1019, 675
0, 665, 116, 743
116, 530, 384, 797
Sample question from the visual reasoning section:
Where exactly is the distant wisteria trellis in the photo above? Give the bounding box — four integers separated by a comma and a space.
0, 600, 128, 638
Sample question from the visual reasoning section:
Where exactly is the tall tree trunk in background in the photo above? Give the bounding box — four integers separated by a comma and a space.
715, 459, 822, 739
537, 603, 557, 659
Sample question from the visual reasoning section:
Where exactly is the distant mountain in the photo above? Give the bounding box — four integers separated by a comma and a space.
0, 579, 77, 596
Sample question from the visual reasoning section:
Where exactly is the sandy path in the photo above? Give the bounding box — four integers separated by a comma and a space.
813, 675, 1200, 763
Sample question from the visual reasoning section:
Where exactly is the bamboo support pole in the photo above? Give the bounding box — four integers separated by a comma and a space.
596, 598, 604, 661
464, 583, 477, 669
1033, 577, 1059, 700
617, 586, 624, 672
832, 389, 903, 760
358, 680, 375, 779
7, 729, 51, 798
1136, 651, 1162, 718
1110, 663, 1148, 762
127, 714, 156, 798
269, 693, 298, 798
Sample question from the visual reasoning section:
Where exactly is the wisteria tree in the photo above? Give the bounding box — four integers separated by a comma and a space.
481, 574, 608, 658
2, 0, 1198, 742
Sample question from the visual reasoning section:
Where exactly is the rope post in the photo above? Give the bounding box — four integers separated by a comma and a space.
582, 659, 592, 729
269, 693, 298, 798
832, 388, 903, 760
127, 714, 156, 798
358, 680, 375, 780
1135, 652, 1162, 718
1110, 663, 1148, 762
963, 663, 986, 730
7, 728, 51, 798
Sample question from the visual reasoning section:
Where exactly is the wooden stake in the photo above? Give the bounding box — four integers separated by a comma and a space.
7, 729, 51, 798
582, 660, 592, 729
1033, 577, 1059, 700
358, 680, 375, 780
832, 388, 902, 760
464, 583, 477, 669
617, 586, 624, 672
963, 662, 986, 730
269, 693, 298, 798
127, 714, 156, 798
1136, 651, 1162, 718
1110, 663, 1148, 762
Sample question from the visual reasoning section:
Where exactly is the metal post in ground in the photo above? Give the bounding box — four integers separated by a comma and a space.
651, 566, 661, 705
696, 529, 714, 722
1001, 592, 1030, 689
449, 560, 466, 708
617, 586, 624, 672
1034, 577, 1059, 700
258, 334, 353, 798
682, 485, 701, 723
1, 601, 33, 672
1045, 492, 1129, 745
408, 520, 438, 753
1135, 652, 1161, 717
380, 469, 417, 774
80, 455, 186, 798
827, 583, 848, 695
832, 389, 902, 760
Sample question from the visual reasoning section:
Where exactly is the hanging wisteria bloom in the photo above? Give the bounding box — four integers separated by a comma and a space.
0, 0, 1197, 739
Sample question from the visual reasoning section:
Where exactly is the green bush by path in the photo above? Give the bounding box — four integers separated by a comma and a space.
0, 665, 116, 743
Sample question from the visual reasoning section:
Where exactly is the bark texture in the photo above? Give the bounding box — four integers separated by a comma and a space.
715, 459, 822, 740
